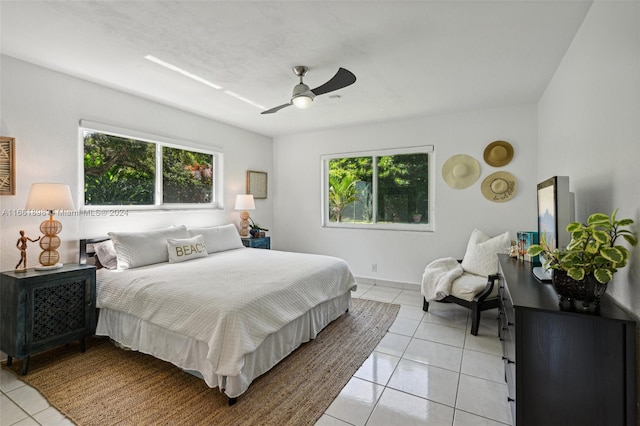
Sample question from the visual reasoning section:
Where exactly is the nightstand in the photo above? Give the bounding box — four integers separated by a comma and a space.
0, 264, 96, 374
241, 236, 271, 249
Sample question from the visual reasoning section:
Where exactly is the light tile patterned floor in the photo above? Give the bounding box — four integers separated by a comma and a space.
0, 284, 512, 426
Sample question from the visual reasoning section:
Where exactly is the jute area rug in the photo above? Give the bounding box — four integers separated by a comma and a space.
2, 298, 399, 426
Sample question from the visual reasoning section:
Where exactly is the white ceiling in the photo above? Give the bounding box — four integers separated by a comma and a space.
1, 1, 592, 137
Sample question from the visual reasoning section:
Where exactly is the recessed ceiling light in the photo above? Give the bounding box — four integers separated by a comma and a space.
145, 55, 222, 90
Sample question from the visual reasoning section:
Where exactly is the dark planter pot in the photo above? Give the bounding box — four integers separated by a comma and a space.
552, 269, 608, 310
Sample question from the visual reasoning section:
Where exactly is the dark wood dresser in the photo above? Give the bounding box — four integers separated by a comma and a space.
0, 264, 96, 374
497, 254, 636, 426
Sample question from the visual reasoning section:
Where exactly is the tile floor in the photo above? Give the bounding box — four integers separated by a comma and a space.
0, 284, 512, 426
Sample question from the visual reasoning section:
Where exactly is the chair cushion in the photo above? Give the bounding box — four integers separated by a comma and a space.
450, 272, 498, 301
461, 228, 510, 276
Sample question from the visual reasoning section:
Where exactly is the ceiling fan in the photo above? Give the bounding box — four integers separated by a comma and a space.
261, 66, 356, 115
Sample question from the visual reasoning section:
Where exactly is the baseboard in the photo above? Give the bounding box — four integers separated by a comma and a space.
355, 276, 420, 291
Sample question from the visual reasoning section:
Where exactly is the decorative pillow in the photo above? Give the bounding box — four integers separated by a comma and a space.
167, 234, 208, 263
108, 225, 188, 269
187, 224, 244, 254
461, 229, 510, 277
93, 240, 117, 270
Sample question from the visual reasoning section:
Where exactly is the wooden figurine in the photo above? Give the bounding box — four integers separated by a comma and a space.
15, 230, 40, 271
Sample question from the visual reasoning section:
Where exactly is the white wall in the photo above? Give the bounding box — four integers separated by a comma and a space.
273, 105, 538, 285
0, 56, 273, 272
538, 1, 640, 315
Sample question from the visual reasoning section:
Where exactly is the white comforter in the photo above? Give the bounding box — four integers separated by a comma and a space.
96, 248, 356, 377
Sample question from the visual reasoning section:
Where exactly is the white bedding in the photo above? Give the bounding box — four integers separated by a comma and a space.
96, 248, 357, 378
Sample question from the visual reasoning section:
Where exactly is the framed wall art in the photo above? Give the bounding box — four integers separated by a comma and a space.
247, 170, 267, 199
0, 136, 15, 195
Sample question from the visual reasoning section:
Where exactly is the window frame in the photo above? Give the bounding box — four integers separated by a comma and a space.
321, 145, 435, 232
79, 120, 224, 211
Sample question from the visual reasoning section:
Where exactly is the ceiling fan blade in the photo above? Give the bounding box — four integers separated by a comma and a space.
261, 102, 293, 115
310, 68, 356, 96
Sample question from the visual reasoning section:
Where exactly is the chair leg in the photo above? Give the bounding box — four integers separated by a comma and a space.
470, 303, 481, 336
422, 297, 430, 312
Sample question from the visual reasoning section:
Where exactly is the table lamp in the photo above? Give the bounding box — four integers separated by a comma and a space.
234, 194, 255, 237
25, 183, 74, 270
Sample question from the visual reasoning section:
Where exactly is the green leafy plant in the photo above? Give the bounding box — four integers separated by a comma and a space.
248, 217, 269, 232
328, 175, 359, 222
528, 209, 637, 283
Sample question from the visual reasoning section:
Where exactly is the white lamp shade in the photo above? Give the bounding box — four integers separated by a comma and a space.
234, 194, 255, 210
25, 183, 75, 211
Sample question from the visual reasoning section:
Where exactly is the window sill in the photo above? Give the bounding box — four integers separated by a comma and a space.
323, 222, 434, 232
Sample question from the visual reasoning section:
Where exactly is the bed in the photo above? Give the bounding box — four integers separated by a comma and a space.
79, 224, 356, 404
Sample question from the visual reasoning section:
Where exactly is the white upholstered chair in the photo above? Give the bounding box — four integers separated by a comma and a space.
421, 229, 510, 335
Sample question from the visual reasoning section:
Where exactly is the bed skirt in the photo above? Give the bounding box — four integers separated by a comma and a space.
96, 291, 352, 398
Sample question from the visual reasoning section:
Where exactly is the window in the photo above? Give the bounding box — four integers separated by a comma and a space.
322, 146, 434, 231
81, 121, 221, 209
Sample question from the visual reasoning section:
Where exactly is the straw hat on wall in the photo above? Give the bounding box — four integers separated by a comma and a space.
483, 141, 514, 167
481, 171, 517, 202
442, 154, 481, 189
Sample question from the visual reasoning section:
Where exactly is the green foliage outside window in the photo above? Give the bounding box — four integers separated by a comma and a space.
163, 146, 213, 203
327, 152, 429, 224
84, 132, 155, 205
84, 131, 215, 206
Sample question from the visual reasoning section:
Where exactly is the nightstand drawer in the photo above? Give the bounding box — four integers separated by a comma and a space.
242, 237, 270, 249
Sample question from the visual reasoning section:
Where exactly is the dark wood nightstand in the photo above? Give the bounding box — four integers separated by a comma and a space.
0, 264, 96, 374
241, 236, 270, 249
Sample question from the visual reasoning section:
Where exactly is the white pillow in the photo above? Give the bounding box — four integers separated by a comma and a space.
187, 224, 243, 253
93, 240, 117, 270
461, 229, 510, 277
109, 225, 188, 269
167, 234, 208, 263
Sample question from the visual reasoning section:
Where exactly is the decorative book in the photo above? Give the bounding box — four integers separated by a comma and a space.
517, 231, 538, 262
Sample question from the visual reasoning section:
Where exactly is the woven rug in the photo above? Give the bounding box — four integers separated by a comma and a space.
2, 298, 398, 426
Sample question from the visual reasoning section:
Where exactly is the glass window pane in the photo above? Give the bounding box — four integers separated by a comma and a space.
328, 157, 373, 223
162, 146, 214, 204
83, 131, 155, 205
376, 153, 429, 224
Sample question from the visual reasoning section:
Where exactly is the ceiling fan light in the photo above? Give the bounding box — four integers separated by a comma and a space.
292, 94, 313, 108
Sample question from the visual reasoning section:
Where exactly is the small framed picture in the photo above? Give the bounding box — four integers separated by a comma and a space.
0, 136, 15, 196
247, 170, 268, 199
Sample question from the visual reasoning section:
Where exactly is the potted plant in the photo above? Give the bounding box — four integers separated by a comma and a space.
248, 217, 269, 238
528, 209, 637, 308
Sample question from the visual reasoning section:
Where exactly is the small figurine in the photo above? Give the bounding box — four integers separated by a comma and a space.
15, 230, 40, 271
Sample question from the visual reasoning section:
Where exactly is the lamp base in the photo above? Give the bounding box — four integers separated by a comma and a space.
35, 263, 64, 271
